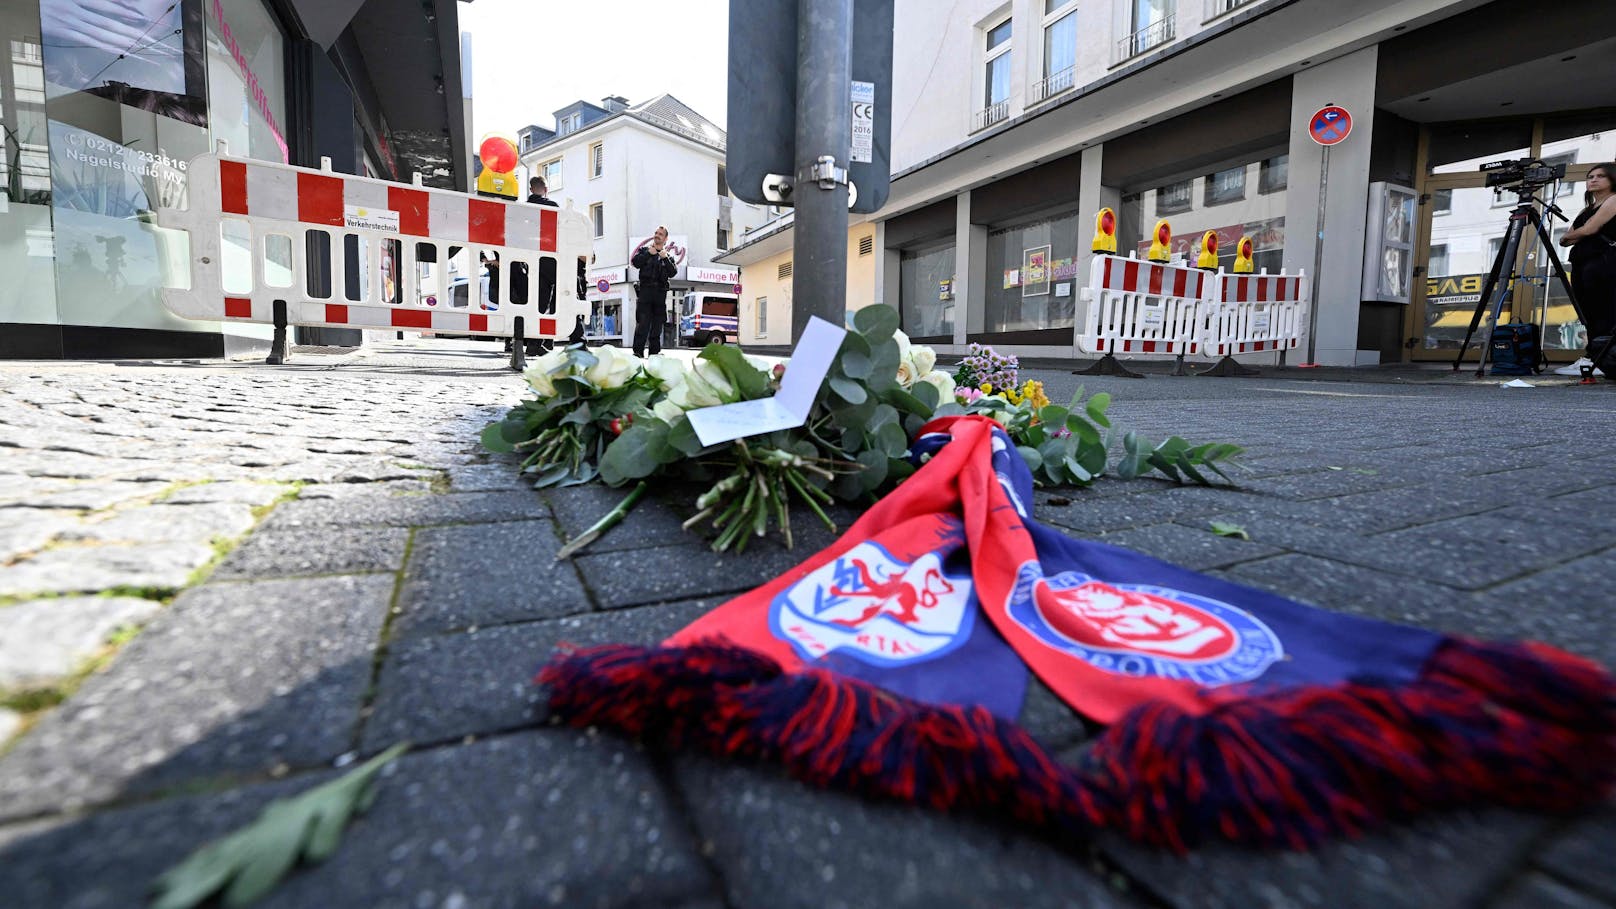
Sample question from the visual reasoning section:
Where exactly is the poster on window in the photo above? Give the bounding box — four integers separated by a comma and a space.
39, 0, 209, 126
1022, 245, 1051, 297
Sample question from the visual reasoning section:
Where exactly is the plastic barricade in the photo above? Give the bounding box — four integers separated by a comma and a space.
157, 143, 591, 367
1076, 253, 1207, 376
1197, 271, 1309, 376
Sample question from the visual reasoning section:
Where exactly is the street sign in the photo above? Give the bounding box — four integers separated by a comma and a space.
1308, 105, 1352, 146
727, 0, 893, 214
596, 278, 610, 294
733, 283, 743, 295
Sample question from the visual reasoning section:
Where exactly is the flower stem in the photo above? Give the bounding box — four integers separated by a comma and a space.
555, 481, 648, 560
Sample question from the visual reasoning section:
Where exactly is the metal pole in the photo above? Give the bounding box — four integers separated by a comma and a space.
1305, 144, 1329, 366
791, 0, 853, 340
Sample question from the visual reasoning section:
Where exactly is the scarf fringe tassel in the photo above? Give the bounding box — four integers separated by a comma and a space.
537, 638, 1616, 851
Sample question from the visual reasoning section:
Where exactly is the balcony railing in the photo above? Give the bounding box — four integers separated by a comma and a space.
1203, 0, 1259, 21
1113, 15, 1177, 65
971, 100, 1010, 134
1029, 65, 1077, 106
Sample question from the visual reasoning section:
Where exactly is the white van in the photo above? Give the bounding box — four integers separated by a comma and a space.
678, 292, 739, 347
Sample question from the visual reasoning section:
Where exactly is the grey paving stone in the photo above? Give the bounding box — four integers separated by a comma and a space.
673, 754, 1135, 909
1237, 468, 1416, 501
1088, 523, 1285, 572
393, 520, 589, 636
0, 541, 215, 597
1468, 552, 1616, 667
296, 478, 434, 499
0, 508, 76, 561
260, 490, 550, 530
0, 732, 718, 909
362, 598, 717, 752
547, 483, 697, 553
7, 480, 170, 511
447, 461, 532, 492
212, 526, 412, 580
1096, 808, 1556, 909
1533, 811, 1616, 904
1493, 873, 1612, 909
160, 480, 291, 506
573, 541, 815, 610
0, 595, 162, 686
0, 574, 391, 821
1372, 513, 1611, 589
61, 501, 257, 544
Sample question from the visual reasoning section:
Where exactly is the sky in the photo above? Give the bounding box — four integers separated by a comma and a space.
459, 0, 732, 141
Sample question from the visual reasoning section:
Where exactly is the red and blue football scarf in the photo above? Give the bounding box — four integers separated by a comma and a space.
541, 415, 1616, 849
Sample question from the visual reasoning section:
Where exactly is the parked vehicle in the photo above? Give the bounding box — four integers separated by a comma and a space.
678, 291, 739, 346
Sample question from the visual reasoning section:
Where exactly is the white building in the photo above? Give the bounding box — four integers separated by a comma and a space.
721, 0, 1616, 366
516, 95, 767, 346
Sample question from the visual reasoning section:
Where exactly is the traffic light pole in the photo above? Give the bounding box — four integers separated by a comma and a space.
790, 0, 853, 340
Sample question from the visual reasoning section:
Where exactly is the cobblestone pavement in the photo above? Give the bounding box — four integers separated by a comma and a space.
1, 341, 1614, 909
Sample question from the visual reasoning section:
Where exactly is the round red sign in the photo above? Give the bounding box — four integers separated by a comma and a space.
1308, 106, 1352, 146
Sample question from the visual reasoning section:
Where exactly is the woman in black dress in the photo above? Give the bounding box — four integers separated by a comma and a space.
1559, 162, 1616, 373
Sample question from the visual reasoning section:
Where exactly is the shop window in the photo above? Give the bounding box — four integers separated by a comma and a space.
1258, 155, 1287, 194
982, 211, 1080, 335
899, 243, 955, 340
1156, 179, 1192, 215
263, 234, 294, 288
755, 297, 767, 335
1204, 165, 1246, 206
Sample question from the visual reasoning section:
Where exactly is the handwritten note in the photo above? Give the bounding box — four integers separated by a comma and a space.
685, 317, 848, 447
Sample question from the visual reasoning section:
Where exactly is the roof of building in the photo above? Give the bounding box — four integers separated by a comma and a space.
520, 94, 726, 156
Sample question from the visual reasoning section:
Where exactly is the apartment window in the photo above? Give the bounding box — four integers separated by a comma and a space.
1156, 179, 1193, 215
717, 164, 728, 196
590, 203, 604, 238
858, 235, 874, 257
520, 134, 532, 153
1258, 155, 1287, 194
540, 157, 563, 192
983, 18, 1012, 109
559, 112, 581, 134
717, 221, 729, 250
1204, 165, 1246, 206
1432, 188, 1452, 215
756, 297, 767, 334
778, 261, 793, 280
1134, 0, 1172, 34
1043, 1, 1077, 88
589, 142, 603, 179
1428, 243, 1450, 277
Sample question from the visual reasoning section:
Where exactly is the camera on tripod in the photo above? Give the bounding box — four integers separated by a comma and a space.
1480, 157, 1566, 191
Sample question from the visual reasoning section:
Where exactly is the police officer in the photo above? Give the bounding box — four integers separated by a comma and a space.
527, 176, 555, 206
631, 226, 678, 356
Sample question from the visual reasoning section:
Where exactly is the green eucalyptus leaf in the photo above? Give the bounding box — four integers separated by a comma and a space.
1065, 415, 1101, 446
700, 345, 770, 399
876, 421, 908, 458
529, 464, 572, 488
881, 384, 929, 417
855, 449, 890, 492
910, 380, 940, 412
599, 421, 671, 484
481, 422, 516, 453
853, 305, 900, 345
666, 416, 706, 458
1039, 405, 1069, 428
559, 402, 593, 426
932, 402, 968, 418
829, 376, 868, 405
868, 339, 901, 390
1084, 392, 1112, 428
498, 419, 531, 444
1064, 455, 1094, 485
1016, 445, 1044, 474
840, 348, 873, 379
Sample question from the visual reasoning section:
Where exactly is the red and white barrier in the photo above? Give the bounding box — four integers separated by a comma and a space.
157, 144, 591, 342
1077, 255, 1207, 357
1204, 272, 1308, 356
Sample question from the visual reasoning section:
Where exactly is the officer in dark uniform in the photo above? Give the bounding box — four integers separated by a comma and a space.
630, 226, 678, 356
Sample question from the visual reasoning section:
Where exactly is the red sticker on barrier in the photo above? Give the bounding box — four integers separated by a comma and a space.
539, 318, 557, 336
325, 304, 348, 324
220, 162, 248, 215
468, 199, 506, 246
298, 173, 345, 226
539, 209, 558, 252
393, 309, 433, 329
389, 187, 431, 237
469, 314, 488, 333
224, 297, 252, 318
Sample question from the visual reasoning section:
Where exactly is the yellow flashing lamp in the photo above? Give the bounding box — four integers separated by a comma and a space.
1234, 236, 1255, 273
1147, 220, 1172, 262
475, 134, 520, 199
1196, 231, 1220, 270
1092, 207, 1118, 254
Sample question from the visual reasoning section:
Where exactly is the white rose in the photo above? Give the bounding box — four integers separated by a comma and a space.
521, 349, 570, 397
909, 345, 937, 377
744, 354, 776, 374
585, 346, 640, 389
917, 369, 955, 402
652, 398, 685, 422
895, 359, 917, 388
672, 362, 729, 408
892, 329, 912, 364
642, 354, 687, 392
692, 359, 735, 400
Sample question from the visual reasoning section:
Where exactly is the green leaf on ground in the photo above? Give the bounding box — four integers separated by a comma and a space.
480, 422, 515, 453
151, 744, 408, 909
599, 420, 672, 484
1209, 521, 1251, 541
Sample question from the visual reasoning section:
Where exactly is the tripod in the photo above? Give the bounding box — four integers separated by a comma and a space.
1452, 186, 1582, 376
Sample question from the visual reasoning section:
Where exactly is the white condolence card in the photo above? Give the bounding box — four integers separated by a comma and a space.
685, 317, 848, 447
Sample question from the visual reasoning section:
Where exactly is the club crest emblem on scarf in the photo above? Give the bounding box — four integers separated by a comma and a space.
771, 542, 975, 666
1007, 565, 1284, 685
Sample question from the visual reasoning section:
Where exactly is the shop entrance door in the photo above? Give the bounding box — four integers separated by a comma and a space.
1414, 175, 1536, 358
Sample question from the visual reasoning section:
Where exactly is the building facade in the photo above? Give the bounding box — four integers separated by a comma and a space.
723, 0, 1616, 366
0, 0, 468, 359
516, 95, 767, 347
